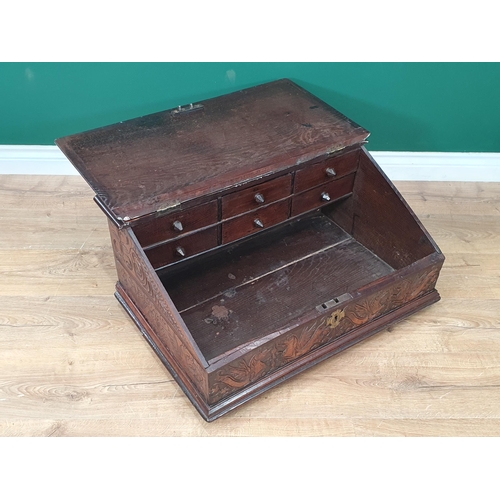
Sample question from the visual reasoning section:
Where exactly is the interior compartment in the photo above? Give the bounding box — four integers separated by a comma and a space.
136, 148, 438, 364
155, 208, 393, 362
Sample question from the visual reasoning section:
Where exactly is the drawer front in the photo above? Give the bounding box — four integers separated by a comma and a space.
291, 173, 355, 217
134, 200, 218, 248
222, 200, 290, 244
294, 149, 359, 194
145, 227, 218, 269
221, 174, 292, 219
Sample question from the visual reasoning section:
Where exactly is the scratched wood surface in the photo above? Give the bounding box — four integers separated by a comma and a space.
55, 80, 369, 221
180, 236, 393, 361
1, 175, 499, 436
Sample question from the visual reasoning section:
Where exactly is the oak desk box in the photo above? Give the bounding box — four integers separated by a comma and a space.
56, 79, 444, 421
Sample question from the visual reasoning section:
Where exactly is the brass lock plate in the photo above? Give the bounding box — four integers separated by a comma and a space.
326, 309, 345, 329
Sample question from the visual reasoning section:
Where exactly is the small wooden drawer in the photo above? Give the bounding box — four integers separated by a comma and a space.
221, 174, 292, 219
291, 173, 355, 217
145, 227, 218, 269
134, 200, 218, 248
294, 149, 359, 194
222, 200, 290, 244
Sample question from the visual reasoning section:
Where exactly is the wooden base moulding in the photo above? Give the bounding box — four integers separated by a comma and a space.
116, 283, 441, 421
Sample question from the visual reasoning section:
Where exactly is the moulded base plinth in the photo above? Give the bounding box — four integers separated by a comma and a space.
115, 283, 440, 422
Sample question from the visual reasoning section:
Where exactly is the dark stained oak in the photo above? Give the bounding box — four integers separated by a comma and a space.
221, 174, 292, 219
55, 79, 444, 421
350, 149, 437, 269
56, 79, 369, 222
134, 200, 218, 248
291, 173, 355, 216
294, 148, 359, 193
222, 199, 290, 244
205, 267, 442, 407
145, 226, 218, 270
160, 213, 352, 312
180, 220, 394, 361
2, 175, 496, 436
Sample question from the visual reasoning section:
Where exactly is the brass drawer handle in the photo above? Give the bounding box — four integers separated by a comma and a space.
254, 193, 265, 204
173, 220, 184, 232
254, 218, 264, 228
176, 246, 186, 257
321, 192, 331, 202
325, 167, 336, 177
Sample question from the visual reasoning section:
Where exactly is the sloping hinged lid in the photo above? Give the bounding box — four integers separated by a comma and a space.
56, 79, 370, 222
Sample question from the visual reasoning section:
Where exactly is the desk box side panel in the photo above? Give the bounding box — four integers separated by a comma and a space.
207, 255, 443, 405
324, 147, 442, 270
108, 221, 209, 399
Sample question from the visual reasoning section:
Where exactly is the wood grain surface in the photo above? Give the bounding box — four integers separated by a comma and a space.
181, 237, 393, 361
1, 175, 499, 436
55, 79, 369, 221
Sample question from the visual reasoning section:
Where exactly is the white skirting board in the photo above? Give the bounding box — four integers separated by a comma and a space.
0, 145, 499, 182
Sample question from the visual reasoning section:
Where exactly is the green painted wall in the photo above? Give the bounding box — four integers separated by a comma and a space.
1, 63, 499, 151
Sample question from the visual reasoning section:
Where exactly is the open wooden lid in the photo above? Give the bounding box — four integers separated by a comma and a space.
56, 79, 369, 222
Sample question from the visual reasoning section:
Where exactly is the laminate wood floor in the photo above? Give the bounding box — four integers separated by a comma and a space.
1, 175, 499, 436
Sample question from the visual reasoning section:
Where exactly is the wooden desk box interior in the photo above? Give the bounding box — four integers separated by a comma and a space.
56, 79, 444, 421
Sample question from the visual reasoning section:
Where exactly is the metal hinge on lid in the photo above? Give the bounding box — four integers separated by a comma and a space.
116, 201, 181, 226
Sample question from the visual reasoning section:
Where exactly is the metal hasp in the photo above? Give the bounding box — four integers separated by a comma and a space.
171, 103, 204, 116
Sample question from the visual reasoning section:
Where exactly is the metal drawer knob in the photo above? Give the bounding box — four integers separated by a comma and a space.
321, 192, 331, 202
254, 218, 264, 228
176, 246, 186, 257
254, 193, 265, 204
173, 220, 184, 232
325, 167, 337, 177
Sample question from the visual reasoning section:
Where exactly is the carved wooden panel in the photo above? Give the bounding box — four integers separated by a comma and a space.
208, 263, 442, 404
108, 222, 209, 398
